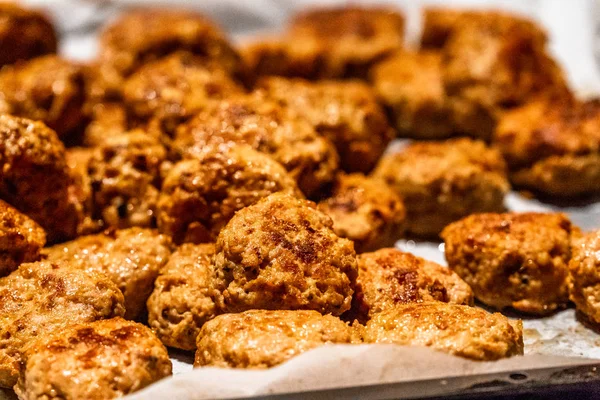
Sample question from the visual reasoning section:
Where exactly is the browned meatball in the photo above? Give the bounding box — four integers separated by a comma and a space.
16, 318, 172, 400
158, 144, 302, 244
318, 174, 406, 253
0, 261, 125, 388
255, 77, 393, 172
0, 199, 45, 277
442, 212, 572, 315
44, 228, 172, 320
147, 243, 220, 350
214, 193, 358, 315
195, 310, 355, 369
362, 303, 524, 361
351, 248, 473, 321
0, 3, 57, 66
569, 230, 600, 324
373, 138, 509, 237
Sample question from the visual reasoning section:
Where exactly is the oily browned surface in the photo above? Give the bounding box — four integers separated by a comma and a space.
147, 243, 219, 350
214, 193, 357, 315
195, 310, 354, 368
362, 303, 524, 361
569, 230, 600, 324
16, 318, 172, 400
82, 102, 129, 147
442, 212, 572, 315
0, 261, 125, 388
44, 228, 172, 320
65, 147, 101, 236
318, 174, 405, 253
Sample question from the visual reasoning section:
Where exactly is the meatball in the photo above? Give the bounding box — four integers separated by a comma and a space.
65, 148, 100, 236
362, 303, 524, 361
569, 230, 600, 324
0, 115, 80, 243
0, 3, 57, 66
174, 96, 339, 198
0, 261, 125, 388
318, 174, 406, 253
44, 228, 172, 320
442, 212, 572, 315
372, 138, 509, 237
0, 199, 46, 277
16, 317, 172, 400
147, 243, 220, 350
255, 77, 393, 172
194, 310, 354, 369
0, 55, 86, 138
158, 144, 302, 244
214, 193, 357, 315
351, 248, 473, 321
494, 97, 600, 197
88, 131, 167, 229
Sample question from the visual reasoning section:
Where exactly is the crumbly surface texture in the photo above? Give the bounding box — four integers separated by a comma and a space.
214, 193, 357, 315
0, 199, 46, 278
362, 303, 524, 361
0, 261, 125, 388
15, 317, 172, 400
351, 248, 473, 321
174, 96, 338, 199
147, 243, 219, 350
373, 138, 509, 237
194, 310, 354, 368
255, 77, 393, 173
569, 230, 600, 324
158, 144, 302, 244
318, 174, 405, 253
441, 212, 572, 315
43, 228, 171, 320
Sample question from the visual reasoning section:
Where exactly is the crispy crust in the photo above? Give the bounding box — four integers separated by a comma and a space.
569, 230, 600, 324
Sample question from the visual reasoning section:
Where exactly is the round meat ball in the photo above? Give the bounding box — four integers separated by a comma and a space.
214, 192, 358, 315
569, 229, 600, 324
441, 212, 572, 315
0, 261, 125, 388
147, 243, 220, 350
157, 144, 302, 244
362, 303, 524, 361
16, 317, 172, 400
194, 310, 355, 368
44, 228, 172, 320
318, 174, 406, 253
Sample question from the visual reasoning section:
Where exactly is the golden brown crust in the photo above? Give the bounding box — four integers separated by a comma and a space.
147, 243, 219, 350
569, 230, 600, 324
0, 261, 125, 388
373, 139, 509, 237
214, 193, 357, 316
16, 317, 172, 400
318, 174, 405, 253
43, 228, 172, 320
362, 303, 524, 361
442, 212, 571, 314
194, 310, 354, 368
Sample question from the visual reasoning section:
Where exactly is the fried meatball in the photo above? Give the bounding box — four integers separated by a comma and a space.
16, 317, 172, 400
373, 139, 509, 237
173, 96, 339, 198
214, 193, 357, 315
318, 174, 405, 253
147, 243, 219, 350
0, 261, 125, 388
44, 228, 172, 320
88, 131, 167, 229
442, 212, 572, 315
351, 248, 473, 321
362, 303, 524, 361
158, 144, 302, 244
255, 77, 393, 172
0, 199, 45, 278
0, 3, 56, 66
194, 310, 354, 369
0, 56, 86, 138
569, 230, 600, 324
0, 115, 79, 243
494, 97, 600, 197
